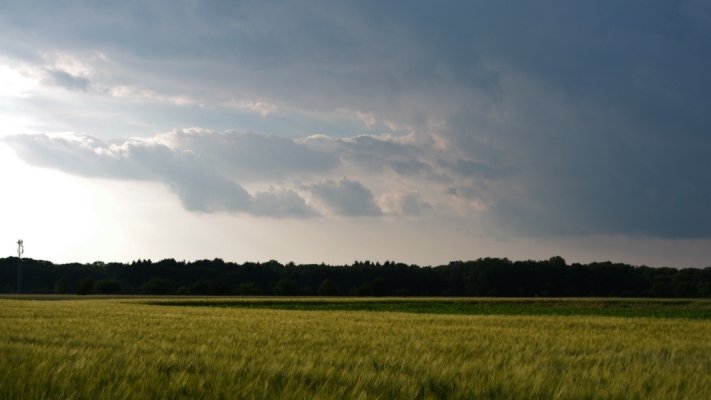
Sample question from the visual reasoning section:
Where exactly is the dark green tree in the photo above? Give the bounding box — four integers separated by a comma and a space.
142, 278, 176, 295
235, 281, 261, 295
94, 279, 122, 294
77, 277, 95, 295
273, 278, 300, 296
54, 278, 69, 294
317, 279, 340, 296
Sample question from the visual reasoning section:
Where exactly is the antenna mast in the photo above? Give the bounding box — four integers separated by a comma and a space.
17, 239, 24, 294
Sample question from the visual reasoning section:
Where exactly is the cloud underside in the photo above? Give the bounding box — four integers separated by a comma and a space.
5, 130, 445, 218
7, 125, 711, 238
5, 132, 315, 217
307, 178, 382, 217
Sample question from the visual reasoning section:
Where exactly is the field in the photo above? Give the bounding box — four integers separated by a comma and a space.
0, 298, 710, 399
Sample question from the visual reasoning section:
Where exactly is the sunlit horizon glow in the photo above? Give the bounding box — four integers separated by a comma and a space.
1, 2, 710, 268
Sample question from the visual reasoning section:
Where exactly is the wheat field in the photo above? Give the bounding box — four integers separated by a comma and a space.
0, 298, 709, 399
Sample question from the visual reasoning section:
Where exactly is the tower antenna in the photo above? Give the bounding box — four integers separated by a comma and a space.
17, 239, 24, 294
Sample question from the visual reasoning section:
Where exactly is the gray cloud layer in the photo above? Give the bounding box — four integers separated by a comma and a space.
306, 178, 382, 217
4, 133, 317, 217
1, 1, 710, 237
45, 69, 90, 91
5, 130, 506, 219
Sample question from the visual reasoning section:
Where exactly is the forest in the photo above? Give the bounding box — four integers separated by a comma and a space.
1, 256, 710, 297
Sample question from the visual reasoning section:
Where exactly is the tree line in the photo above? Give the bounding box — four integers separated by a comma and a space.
1, 256, 710, 297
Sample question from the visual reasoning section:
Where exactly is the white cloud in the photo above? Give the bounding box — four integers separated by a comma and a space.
354, 111, 377, 129
40, 51, 98, 77
108, 85, 199, 106
223, 98, 278, 116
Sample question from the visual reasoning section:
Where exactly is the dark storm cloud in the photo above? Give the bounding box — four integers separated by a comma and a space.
1, 1, 710, 236
373, 1, 711, 238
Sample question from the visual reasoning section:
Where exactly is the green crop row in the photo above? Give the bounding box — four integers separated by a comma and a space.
146, 297, 711, 319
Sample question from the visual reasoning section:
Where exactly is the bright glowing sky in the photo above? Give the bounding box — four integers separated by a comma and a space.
1, 1, 710, 267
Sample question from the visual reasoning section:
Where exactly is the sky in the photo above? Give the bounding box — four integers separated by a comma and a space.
1, 1, 710, 267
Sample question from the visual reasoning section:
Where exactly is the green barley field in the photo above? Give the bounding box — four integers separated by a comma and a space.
1, 297, 710, 399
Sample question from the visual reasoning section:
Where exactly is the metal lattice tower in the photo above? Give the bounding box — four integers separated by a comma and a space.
17, 239, 24, 294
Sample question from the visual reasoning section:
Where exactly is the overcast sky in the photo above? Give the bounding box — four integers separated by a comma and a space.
1, 1, 710, 267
